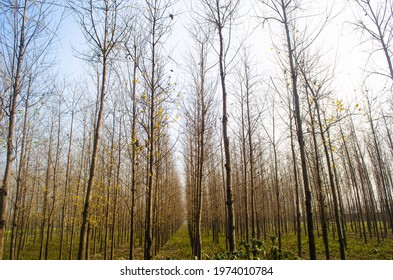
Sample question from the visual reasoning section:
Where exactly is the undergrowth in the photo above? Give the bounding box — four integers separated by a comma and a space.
205, 236, 297, 260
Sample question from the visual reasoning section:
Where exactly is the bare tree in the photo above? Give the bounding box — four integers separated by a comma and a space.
352, 0, 393, 82
258, 0, 320, 259
183, 19, 216, 259
124, 19, 144, 260
138, 0, 176, 259
199, 0, 240, 253
232, 48, 261, 243
299, 57, 346, 259
261, 91, 284, 250
0, 0, 59, 259
69, 0, 131, 260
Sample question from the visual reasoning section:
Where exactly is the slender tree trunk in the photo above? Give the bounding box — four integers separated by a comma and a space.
280, 0, 316, 259
327, 126, 348, 248
341, 129, 367, 243
39, 118, 54, 260
367, 99, 393, 234
217, 14, 236, 254
16, 137, 33, 259
247, 95, 256, 241
69, 114, 87, 259
10, 77, 31, 259
289, 107, 302, 257
45, 106, 62, 260
78, 55, 108, 260
305, 90, 330, 259
0, 0, 28, 260
144, 35, 156, 261
128, 44, 138, 260
111, 117, 121, 260
313, 101, 345, 260
59, 109, 74, 259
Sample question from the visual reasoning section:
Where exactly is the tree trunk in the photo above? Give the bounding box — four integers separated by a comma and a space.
0, 0, 28, 260
59, 108, 75, 259
280, 0, 316, 259
313, 99, 345, 260
128, 43, 138, 260
217, 17, 236, 254
289, 106, 302, 257
78, 56, 108, 260
39, 118, 54, 260
305, 90, 329, 259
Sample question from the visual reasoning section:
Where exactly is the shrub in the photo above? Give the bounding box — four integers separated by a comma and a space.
205, 236, 296, 260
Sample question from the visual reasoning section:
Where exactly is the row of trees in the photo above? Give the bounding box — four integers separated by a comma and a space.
183, 0, 393, 260
0, 0, 183, 260
0, 0, 392, 260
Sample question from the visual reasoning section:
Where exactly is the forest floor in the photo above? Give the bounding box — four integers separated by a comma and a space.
280, 232, 393, 260
89, 224, 225, 260
152, 225, 393, 260
104, 224, 393, 260
4, 224, 393, 260
154, 224, 225, 260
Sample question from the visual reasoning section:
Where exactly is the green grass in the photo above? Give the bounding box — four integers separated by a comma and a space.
154, 226, 393, 260
3, 234, 80, 260
154, 225, 227, 260
280, 232, 393, 260
154, 225, 193, 260
3, 226, 393, 260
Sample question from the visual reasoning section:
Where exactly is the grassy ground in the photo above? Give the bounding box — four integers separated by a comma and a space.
154, 225, 226, 260
154, 225, 393, 260
3, 225, 393, 260
3, 236, 80, 260
154, 225, 193, 260
281, 232, 393, 260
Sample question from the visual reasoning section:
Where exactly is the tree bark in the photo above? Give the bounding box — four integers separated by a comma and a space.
0, 0, 28, 260
216, 5, 236, 254
78, 56, 108, 260
280, 0, 316, 259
